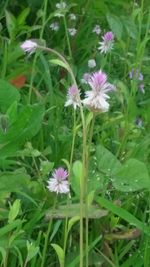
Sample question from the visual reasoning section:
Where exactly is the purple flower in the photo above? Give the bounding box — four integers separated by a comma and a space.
47, 167, 70, 194
129, 69, 143, 81
103, 32, 114, 42
92, 25, 101, 35
98, 31, 114, 54
81, 73, 91, 84
139, 83, 145, 94
82, 70, 115, 112
65, 85, 80, 109
20, 40, 38, 54
135, 117, 143, 128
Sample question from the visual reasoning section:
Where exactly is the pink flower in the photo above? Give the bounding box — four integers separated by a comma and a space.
65, 85, 80, 109
20, 40, 38, 54
47, 167, 69, 194
82, 70, 115, 112
98, 31, 114, 54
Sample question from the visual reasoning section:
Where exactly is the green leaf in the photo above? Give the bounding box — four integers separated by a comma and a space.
17, 7, 30, 25
26, 241, 39, 263
113, 158, 150, 192
51, 244, 64, 267
0, 219, 23, 237
121, 16, 138, 39
0, 169, 30, 192
96, 196, 150, 236
6, 101, 18, 124
0, 79, 20, 113
0, 104, 45, 159
49, 59, 70, 72
8, 199, 21, 224
67, 216, 80, 234
71, 161, 83, 196
106, 14, 123, 40
96, 145, 121, 176
5, 10, 16, 39
46, 203, 108, 219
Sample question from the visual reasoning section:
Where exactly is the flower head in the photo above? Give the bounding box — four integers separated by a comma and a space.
50, 22, 59, 31
68, 28, 77, 36
98, 31, 114, 54
81, 73, 91, 84
47, 167, 69, 194
69, 13, 76, 20
82, 70, 115, 112
65, 85, 80, 109
139, 83, 145, 94
92, 25, 101, 35
20, 40, 38, 54
88, 59, 96, 69
55, 2, 67, 17
56, 2, 66, 9
129, 69, 143, 81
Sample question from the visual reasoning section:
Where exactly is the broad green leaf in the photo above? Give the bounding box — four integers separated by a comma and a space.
96, 145, 121, 176
0, 79, 20, 113
113, 158, 150, 192
106, 14, 123, 40
96, 197, 150, 236
0, 104, 44, 152
51, 244, 64, 267
46, 203, 108, 219
121, 16, 138, 39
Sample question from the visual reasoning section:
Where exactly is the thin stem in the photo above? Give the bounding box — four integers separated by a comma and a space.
28, 0, 48, 104
37, 44, 86, 267
63, 16, 72, 59
63, 110, 77, 265
41, 197, 57, 267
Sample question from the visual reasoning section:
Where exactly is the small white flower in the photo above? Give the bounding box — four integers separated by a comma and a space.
92, 25, 101, 35
68, 28, 77, 36
50, 22, 59, 31
65, 85, 80, 109
20, 40, 38, 54
88, 59, 96, 68
55, 2, 67, 17
69, 13, 76, 20
56, 2, 66, 9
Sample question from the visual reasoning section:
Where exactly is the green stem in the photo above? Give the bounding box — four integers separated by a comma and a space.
63, 110, 77, 265
63, 16, 72, 59
37, 44, 86, 267
41, 197, 57, 267
28, 0, 48, 104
